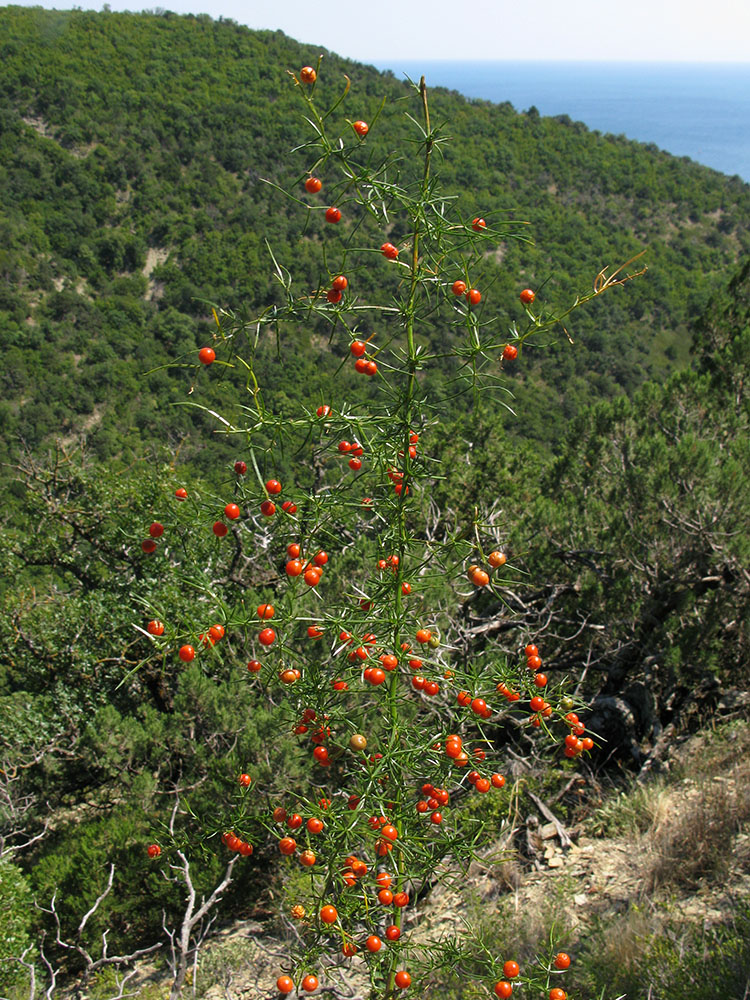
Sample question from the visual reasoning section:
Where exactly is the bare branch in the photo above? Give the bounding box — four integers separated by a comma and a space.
162, 835, 237, 1000
78, 864, 115, 938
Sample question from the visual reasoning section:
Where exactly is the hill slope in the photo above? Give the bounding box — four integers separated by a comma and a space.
1, 6, 750, 470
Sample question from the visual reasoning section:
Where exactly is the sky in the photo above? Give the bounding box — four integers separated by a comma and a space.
15, 0, 750, 62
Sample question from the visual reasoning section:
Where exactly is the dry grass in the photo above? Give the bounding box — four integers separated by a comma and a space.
645, 760, 750, 892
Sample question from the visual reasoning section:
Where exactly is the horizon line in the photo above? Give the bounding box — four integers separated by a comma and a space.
368, 57, 750, 66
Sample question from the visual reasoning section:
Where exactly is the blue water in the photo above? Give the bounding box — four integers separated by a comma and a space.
373, 61, 750, 182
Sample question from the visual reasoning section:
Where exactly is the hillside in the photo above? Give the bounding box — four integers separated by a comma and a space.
1, 11, 749, 998
1, 6, 750, 472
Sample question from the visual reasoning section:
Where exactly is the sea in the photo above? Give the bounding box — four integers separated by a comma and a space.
372, 61, 750, 183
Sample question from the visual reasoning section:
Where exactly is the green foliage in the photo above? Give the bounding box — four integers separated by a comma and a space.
572, 902, 750, 1000
0, 858, 33, 995
0, 6, 749, 480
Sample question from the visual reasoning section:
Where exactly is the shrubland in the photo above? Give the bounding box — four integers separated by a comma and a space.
0, 9, 748, 999
1, 6, 749, 472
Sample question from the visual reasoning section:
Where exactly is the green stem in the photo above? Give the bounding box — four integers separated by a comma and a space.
385, 76, 434, 1000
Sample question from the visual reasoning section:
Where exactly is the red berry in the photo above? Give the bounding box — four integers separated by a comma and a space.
316, 404, 331, 417
147, 620, 165, 636
503, 344, 518, 361
265, 479, 282, 495
141, 539, 157, 553
554, 952, 571, 970
381, 242, 398, 259
224, 832, 241, 851
331, 275, 348, 291
234, 460, 247, 475
299, 65, 316, 84
224, 503, 240, 520
260, 500, 276, 517
472, 217, 487, 231
466, 288, 481, 305
278, 836, 296, 855
325, 206, 341, 223
305, 176, 322, 193
259, 628, 276, 646
213, 521, 228, 537
178, 645, 195, 662
147, 843, 161, 858
198, 347, 215, 365
174, 487, 188, 500
451, 279, 467, 296
326, 288, 342, 303
352, 120, 369, 136
502, 961, 520, 980
149, 522, 164, 538
520, 288, 536, 304
394, 972, 411, 989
